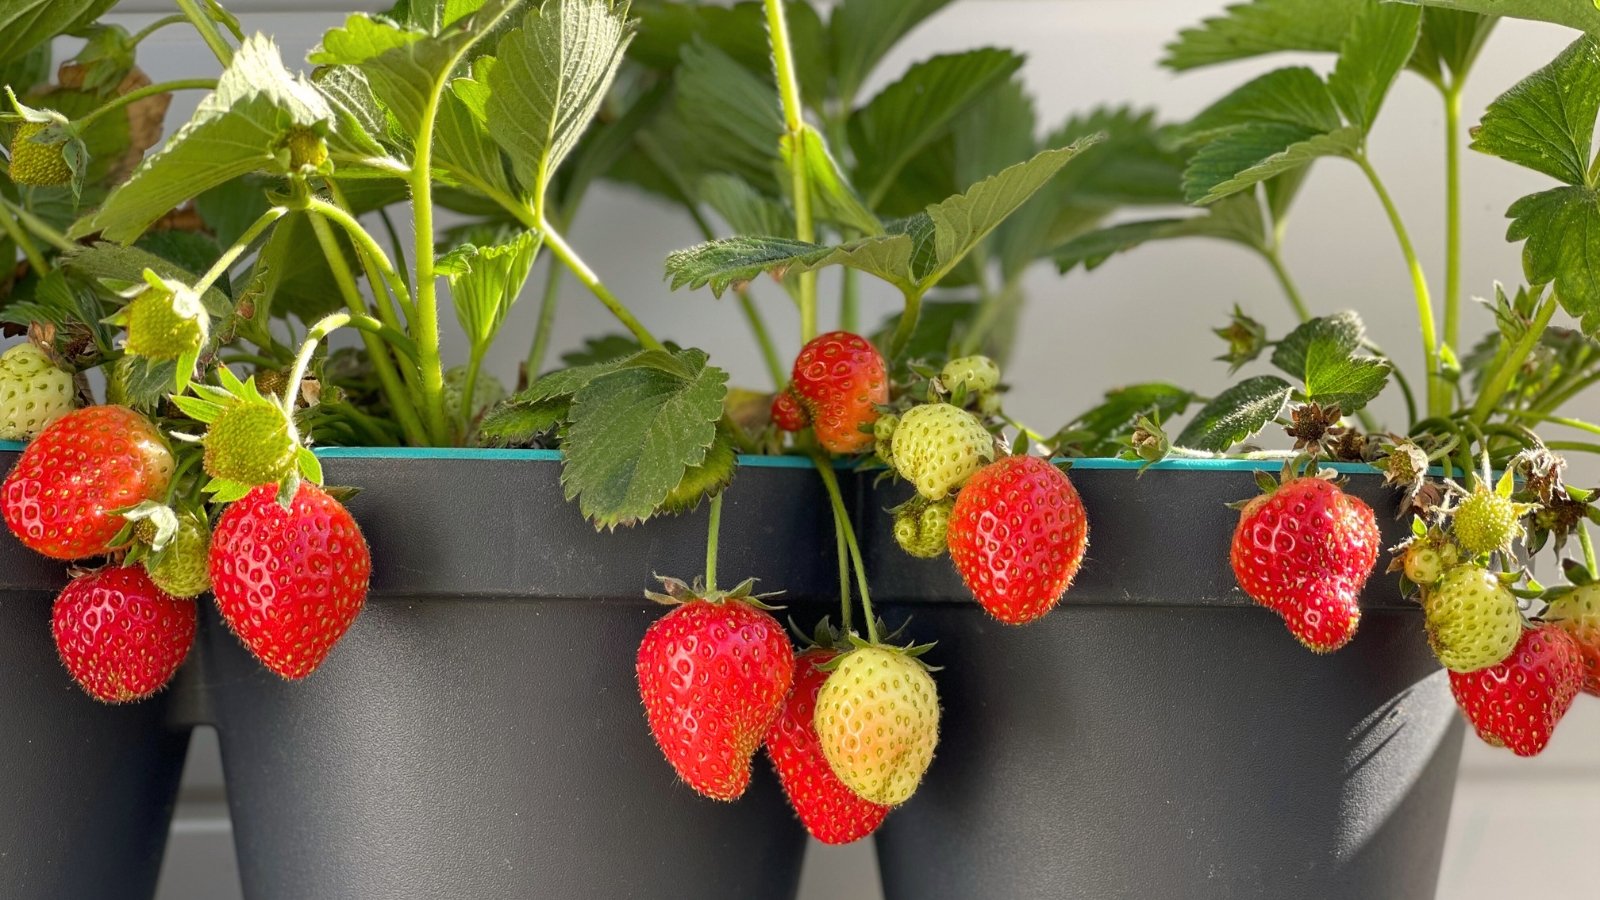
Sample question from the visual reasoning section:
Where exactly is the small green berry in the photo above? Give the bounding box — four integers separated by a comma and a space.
0, 343, 75, 440
123, 281, 206, 362
874, 413, 900, 463
893, 498, 953, 559
941, 355, 1001, 395
8, 121, 72, 186
1404, 544, 1448, 586
203, 401, 297, 486
1425, 565, 1524, 672
1453, 486, 1523, 557
143, 514, 212, 598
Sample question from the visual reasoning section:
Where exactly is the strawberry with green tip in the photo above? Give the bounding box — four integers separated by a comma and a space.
3, 405, 175, 559
891, 403, 994, 500
787, 332, 888, 455
1449, 624, 1583, 757
636, 575, 795, 801
814, 643, 940, 807
52, 564, 197, 703
1424, 564, 1523, 672
1547, 584, 1600, 696
1229, 474, 1379, 653
766, 647, 891, 843
948, 455, 1089, 625
893, 497, 953, 560
209, 482, 371, 679
0, 342, 76, 441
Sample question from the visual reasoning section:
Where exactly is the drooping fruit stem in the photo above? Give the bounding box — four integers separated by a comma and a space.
705, 491, 724, 594
764, 0, 818, 343
192, 205, 287, 296
284, 312, 417, 434
0, 202, 48, 274
75, 79, 217, 130
541, 220, 665, 352
832, 509, 852, 633
889, 287, 924, 361
812, 455, 877, 643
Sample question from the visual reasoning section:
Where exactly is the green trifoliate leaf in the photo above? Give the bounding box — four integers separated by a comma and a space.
1391, 0, 1600, 34
665, 234, 916, 297
829, 0, 957, 104
1163, 0, 1362, 71
1184, 124, 1362, 205
1410, 9, 1497, 85
477, 394, 569, 447
784, 124, 880, 235
1507, 185, 1600, 334
1271, 310, 1367, 376
1183, 68, 1343, 140
1174, 375, 1293, 452
0, 0, 115, 65
439, 228, 541, 351
1327, 1, 1421, 134
1055, 192, 1268, 273
1273, 312, 1391, 413
849, 48, 1024, 206
82, 36, 331, 243
1470, 35, 1600, 186
695, 175, 791, 238
473, 0, 633, 202
559, 348, 728, 529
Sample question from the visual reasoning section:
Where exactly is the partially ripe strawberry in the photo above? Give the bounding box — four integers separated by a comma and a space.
891, 403, 994, 500
203, 401, 297, 486
1449, 624, 1583, 757
770, 389, 808, 432
947, 455, 1088, 625
209, 482, 371, 679
1547, 584, 1600, 696
1229, 476, 1379, 653
940, 355, 1000, 395
1452, 481, 1524, 557
0, 343, 75, 441
52, 565, 196, 703
636, 586, 795, 801
765, 648, 890, 843
3, 405, 174, 559
1424, 565, 1523, 672
8, 121, 72, 186
788, 332, 887, 454
893, 497, 953, 560
814, 645, 940, 806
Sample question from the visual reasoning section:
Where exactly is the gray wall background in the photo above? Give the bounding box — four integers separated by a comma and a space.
69, 2, 1600, 898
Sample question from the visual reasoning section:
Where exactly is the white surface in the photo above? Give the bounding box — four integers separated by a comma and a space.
50, 3, 1600, 899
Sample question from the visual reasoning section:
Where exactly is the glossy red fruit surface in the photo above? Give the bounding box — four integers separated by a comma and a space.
1449, 625, 1583, 757
788, 332, 887, 454
53, 564, 196, 703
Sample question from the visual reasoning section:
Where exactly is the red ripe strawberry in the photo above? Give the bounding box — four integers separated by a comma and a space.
1449, 625, 1583, 757
788, 331, 887, 454
52, 565, 196, 703
765, 648, 891, 843
208, 482, 371, 680
771, 389, 808, 432
1230, 476, 1379, 653
636, 579, 795, 801
947, 455, 1089, 625
3, 405, 175, 560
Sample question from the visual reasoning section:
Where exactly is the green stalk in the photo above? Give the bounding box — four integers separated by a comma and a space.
740, 290, 786, 390
0, 198, 75, 253
76, 79, 216, 129
764, 0, 817, 343
309, 193, 412, 334
283, 312, 415, 420
1547, 441, 1600, 456
541, 220, 664, 351
840, 268, 859, 333
458, 352, 484, 437
1507, 413, 1600, 437
1356, 154, 1445, 418
812, 455, 876, 643
0, 203, 49, 274
705, 492, 724, 593
1471, 295, 1557, 426
833, 510, 852, 633
305, 212, 431, 446
173, 0, 234, 66
192, 205, 286, 295
406, 93, 450, 444
1580, 524, 1597, 576
888, 287, 924, 361
131, 14, 189, 46
1532, 369, 1600, 414
525, 260, 564, 380
1262, 245, 1313, 324
1443, 82, 1464, 355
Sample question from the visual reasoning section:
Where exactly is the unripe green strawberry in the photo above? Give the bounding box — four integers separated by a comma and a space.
814, 646, 940, 806
1404, 540, 1456, 587
283, 126, 328, 169
976, 390, 1003, 417
141, 514, 212, 598
1453, 484, 1523, 557
1425, 565, 1523, 672
874, 413, 899, 464
203, 401, 296, 486
0, 343, 75, 440
893, 498, 953, 559
941, 355, 1000, 394
1547, 584, 1600, 697
123, 278, 206, 362
891, 403, 994, 500
8, 121, 71, 186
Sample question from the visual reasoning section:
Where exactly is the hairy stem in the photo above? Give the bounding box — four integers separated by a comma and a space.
541, 220, 664, 351
813, 455, 876, 642
1262, 245, 1313, 324
0, 198, 75, 253
76, 79, 216, 129
840, 268, 859, 334
739, 290, 786, 390
1472, 295, 1557, 427
193, 205, 286, 295
0, 203, 49, 274
1581, 524, 1597, 576
765, 0, 817, 342
525, 260, 564, 381
131, 14, 189, 45
1356, 154, 1444, 419
833, 508, 852, 633
705, 492, 724, 593
1443, 83, 1464, 356
284, 312, 415, 420
889, 287, 924, 360
407, 94, 449, 444
174, 0, 234, 66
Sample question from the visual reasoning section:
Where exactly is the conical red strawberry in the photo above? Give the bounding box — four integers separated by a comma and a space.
787, 331, 887, 454
208, 482, 371, 679
1449, 624, 1583, 757
1230, 475, 1379, 652
52, 565, 196, 703
636, 580, 794, 801
947, 455, 1089, 624
765, 648, 890, 843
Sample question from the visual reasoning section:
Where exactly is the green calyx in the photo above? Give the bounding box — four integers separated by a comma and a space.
203, 400, 297, 486
143, 514, 212, 598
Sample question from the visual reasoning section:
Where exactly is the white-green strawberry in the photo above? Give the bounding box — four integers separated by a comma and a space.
941, 355, 1000, 395
814, 645, 940, 806
1425, 564, 1524, 672
891, 403, 994, 500
0, 343, 75, 440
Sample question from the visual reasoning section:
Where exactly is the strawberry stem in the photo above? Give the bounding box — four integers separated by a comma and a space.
764, 0, 818, 343
705, 491, 723, 594
812, 455, 877, 643
0, 201, 48, 275
75, 79, 217, 130
833, 503, 852, 633
174, 0, 234, 66
193, 205, 286, 296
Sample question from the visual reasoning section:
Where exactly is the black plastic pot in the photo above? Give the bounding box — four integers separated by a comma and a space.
0, 446, 191, 900
857, 460, 1463, 900
195, 450, 824, 900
